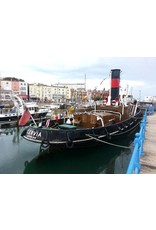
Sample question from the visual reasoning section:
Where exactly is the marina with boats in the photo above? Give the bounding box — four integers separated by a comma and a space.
0, 94, 49, 122
0, 68, 156, 174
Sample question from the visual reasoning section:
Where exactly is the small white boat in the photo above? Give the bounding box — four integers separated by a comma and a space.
0, 95, 49, 122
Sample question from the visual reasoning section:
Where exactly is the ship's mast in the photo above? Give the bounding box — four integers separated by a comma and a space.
84, 74, 86, 91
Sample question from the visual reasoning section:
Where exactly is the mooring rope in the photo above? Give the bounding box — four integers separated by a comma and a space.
86, 134, 132, 149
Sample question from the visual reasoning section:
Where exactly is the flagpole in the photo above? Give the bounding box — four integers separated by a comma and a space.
20, 96, 37, 126
30, 113, 37, 126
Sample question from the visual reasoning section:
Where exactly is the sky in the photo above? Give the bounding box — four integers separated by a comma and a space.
0, 0, 156, 100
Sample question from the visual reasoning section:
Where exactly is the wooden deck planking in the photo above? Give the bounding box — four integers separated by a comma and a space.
140, 113, 156, 174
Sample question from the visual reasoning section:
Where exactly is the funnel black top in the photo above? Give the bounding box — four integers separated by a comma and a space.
111, 69, 121, 79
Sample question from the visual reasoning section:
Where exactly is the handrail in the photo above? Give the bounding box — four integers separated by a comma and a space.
91, 110, 122, 120
126, 111, 147, 174
147, 105, 154, 115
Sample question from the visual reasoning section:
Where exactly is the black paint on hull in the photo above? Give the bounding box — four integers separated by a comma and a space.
21, 110, 143, 150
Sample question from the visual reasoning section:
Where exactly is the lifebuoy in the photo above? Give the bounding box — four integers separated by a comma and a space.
66, 140, 74, 149
41, 140, 49, 148
66, 132, 74, 149
24, 161, 29, 167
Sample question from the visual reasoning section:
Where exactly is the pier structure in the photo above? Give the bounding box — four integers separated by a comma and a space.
140, 112, 156, 173
126, 107, 156, 174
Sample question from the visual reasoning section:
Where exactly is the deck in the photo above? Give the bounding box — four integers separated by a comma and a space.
140, 112, 156, 174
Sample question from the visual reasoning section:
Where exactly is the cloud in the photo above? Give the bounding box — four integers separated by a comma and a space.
1, 57, 156, 100
121, 80, 145, 87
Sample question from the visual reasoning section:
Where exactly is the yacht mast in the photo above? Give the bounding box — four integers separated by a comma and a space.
84, 74, 86, 91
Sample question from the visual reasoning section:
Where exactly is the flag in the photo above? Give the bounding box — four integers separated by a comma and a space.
68, 106, 74, 115
45, 119, 50, 127
38, 122, 42, 127
18, 108, 31, 126
55, 115, 59, 121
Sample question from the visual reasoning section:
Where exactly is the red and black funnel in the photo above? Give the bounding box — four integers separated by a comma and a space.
111, 69, 121, 101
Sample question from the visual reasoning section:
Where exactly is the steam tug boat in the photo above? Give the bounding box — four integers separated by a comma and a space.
21, 69, 143, 150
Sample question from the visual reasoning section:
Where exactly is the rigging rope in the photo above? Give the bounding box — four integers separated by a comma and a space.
94, 76, 109, 90
86, 134, 132, 149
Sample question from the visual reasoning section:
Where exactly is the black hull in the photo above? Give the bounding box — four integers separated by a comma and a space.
0, 115, 17, 122
21, 110, 143, 150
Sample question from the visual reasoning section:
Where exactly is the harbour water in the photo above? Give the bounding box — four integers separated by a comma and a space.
0, 127, 136, 174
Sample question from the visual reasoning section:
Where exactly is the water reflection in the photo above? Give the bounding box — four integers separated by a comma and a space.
0, 127, 40, 173
23, 140, 132, 174
0, 126, 134, 174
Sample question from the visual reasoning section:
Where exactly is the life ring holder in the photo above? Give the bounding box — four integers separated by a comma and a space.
40, 130, 50, 149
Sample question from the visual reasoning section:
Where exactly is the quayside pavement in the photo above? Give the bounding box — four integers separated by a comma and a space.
140, 112, 156, 174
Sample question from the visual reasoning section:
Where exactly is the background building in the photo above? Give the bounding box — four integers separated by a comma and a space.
58, 83, 86, 103
0, 77, 28, 100
29, 83, 69, 102
29, 82, 86, 103
1, 76, 108, 104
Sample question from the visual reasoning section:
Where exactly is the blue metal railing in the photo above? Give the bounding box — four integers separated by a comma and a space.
147, 105, 154, 115
126, 111, 147, 174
